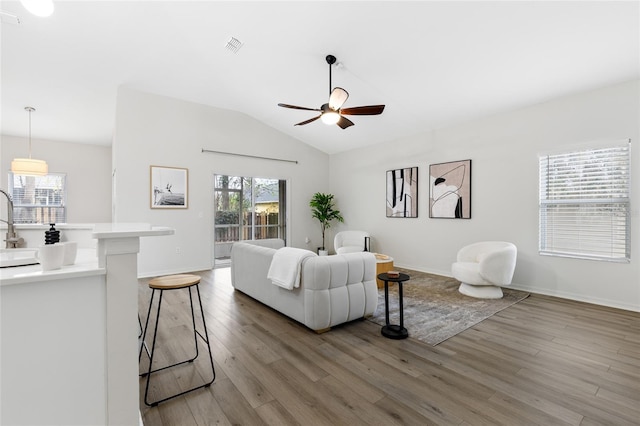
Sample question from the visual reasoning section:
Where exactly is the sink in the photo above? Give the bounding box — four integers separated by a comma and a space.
0, 248, 39, 268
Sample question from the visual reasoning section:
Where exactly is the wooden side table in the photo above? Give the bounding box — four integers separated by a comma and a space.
377, 272, 410, 339
374, 254, 394, 288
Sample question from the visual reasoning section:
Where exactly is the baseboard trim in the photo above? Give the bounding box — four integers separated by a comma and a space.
394, 263, 638, 313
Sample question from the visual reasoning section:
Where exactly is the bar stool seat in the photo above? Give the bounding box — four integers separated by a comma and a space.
150, 273, 200, 290
139, 274, 215, 406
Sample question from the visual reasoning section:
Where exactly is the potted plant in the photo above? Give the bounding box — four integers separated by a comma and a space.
309, 192, 344, 255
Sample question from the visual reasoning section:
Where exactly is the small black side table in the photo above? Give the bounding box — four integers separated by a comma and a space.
377, 272, 410, 339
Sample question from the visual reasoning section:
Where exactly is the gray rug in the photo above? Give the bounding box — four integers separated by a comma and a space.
368, 268, 529, 345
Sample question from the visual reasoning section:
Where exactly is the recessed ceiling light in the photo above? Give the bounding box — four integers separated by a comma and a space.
225, 37, 243, 54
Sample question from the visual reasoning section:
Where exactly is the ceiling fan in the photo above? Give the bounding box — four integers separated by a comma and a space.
278, 54, 385, 129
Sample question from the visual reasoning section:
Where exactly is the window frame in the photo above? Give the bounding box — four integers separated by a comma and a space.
538, 140, 631, 263
8, 172, 67, 224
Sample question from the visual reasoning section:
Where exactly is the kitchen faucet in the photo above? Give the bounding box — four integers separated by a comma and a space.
1, 189, 24, 248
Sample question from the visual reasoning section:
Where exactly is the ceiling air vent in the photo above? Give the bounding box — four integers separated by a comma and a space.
225, 37, 243, 54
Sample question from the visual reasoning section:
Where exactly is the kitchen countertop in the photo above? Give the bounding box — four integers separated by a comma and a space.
1, 223, 174, 286
91, 223, 174, 239
0, 248, 104, 287
1, 223, 95, 231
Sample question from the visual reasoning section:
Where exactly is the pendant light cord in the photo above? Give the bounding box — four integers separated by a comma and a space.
25, 106, 35, 159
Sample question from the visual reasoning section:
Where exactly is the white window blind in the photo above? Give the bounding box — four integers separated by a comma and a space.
8, 172, 67, 224
539, 141, 630, 262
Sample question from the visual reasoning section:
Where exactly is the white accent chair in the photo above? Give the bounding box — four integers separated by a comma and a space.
451, 241, 517, 299
334, 230, 370, 254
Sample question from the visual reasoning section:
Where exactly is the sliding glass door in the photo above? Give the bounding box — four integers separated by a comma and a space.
213, 174, 286, 266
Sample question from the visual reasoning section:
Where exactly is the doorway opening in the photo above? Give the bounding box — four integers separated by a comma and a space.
213, 175, 287, 267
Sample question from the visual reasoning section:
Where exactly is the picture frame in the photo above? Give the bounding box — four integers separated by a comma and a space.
429, 159, 471, 219
386, 166, 418, 218
150, 166, 188, 209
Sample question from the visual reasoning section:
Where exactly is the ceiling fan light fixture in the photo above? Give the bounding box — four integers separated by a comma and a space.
321, 111, 340, 125
278, 54, 385, 129
20, 0, 54, 17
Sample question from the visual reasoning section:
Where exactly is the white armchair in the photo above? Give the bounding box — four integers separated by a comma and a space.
451, 241, 517, 299
334, 231, 370, 254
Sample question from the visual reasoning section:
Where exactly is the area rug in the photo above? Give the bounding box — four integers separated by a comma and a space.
368, 268, 529, 345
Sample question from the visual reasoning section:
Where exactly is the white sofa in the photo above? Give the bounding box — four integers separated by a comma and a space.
230, 239, 378, 332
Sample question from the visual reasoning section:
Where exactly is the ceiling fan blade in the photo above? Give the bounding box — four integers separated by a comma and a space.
340, 105, 385, 116
336, 115, 354, 129
278, 103, 321, 112
328, 87, 349, 110
295, 115, 322, 126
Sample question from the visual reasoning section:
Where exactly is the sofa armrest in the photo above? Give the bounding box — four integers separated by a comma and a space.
302, 252, 377, 329
230, 241, 278, 290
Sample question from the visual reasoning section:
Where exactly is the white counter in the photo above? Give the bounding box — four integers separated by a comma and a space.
92, 222, 173, 239
1, 223, 175, 426
0, 248, 104, 286
1, 222, 173, 248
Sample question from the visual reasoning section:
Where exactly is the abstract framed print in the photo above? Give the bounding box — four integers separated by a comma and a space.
386, 167, 418, 218
429, 160, 471, 219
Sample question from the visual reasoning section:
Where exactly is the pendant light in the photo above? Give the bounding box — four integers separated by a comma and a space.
11, 107, 48, 176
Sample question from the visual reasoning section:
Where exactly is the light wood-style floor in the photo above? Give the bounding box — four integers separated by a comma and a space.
138, 268, 640, 426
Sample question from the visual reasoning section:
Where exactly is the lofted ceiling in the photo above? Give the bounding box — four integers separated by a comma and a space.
1, 1, 638, 155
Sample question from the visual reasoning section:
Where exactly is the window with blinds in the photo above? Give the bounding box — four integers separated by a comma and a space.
539, 141, 630, 262
8, 172, 67, 224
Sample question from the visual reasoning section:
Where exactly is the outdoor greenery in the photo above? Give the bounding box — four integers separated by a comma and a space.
309, 192, 343, 250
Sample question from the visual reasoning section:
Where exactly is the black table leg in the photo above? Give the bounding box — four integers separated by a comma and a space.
381, 279, 408, 339
398, 281, 404, 330
384, 280, 390, 326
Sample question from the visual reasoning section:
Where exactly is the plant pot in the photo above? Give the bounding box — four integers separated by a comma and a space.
317, 248, 328, 256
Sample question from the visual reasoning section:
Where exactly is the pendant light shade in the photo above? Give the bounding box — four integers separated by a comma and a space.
11, 158, 48, 175
11, 107, 48, 176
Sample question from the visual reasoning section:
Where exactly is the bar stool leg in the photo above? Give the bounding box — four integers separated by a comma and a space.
187, 288, 200, 360
139, 289, 156, 361
194, 285, 215, 381
139, 284, 215, 406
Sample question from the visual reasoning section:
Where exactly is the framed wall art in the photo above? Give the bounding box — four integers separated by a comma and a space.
150, 165, 188, 209
429, 159, 471, 219
386, 166, 418, 218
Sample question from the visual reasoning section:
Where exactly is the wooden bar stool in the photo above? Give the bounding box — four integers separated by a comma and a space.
139, 274, 215, 406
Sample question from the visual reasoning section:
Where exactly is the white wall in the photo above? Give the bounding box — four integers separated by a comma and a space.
0, 136, 112, 223
113, 88, 329, 277
330, 79, 639, 311
4, 81, 636, 311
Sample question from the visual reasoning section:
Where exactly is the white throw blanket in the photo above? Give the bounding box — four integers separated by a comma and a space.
267, 247, 317, 290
